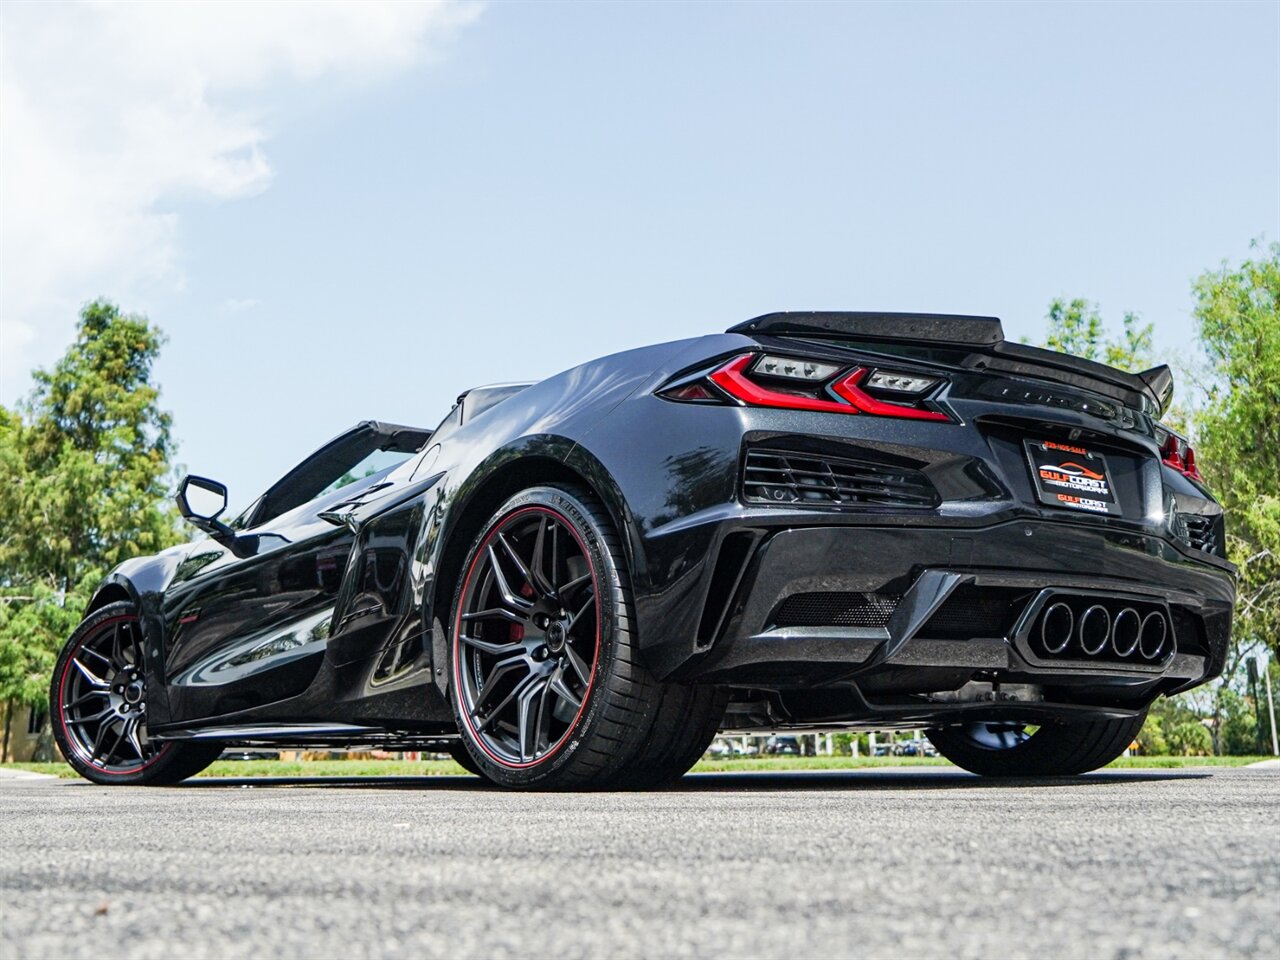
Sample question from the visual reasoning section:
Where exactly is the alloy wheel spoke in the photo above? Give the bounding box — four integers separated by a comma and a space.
125, 718, 147, 760
80, 646, 113, 668
462, 606, 530, 625
460, 634, 525, 657
516, 673, 552, 762
473, 654, 531, 711
110, 624, 126, 671
563, 642, 591, 687
475, 669, 540, 732
487, 545, 534, 612
568, 593, 596, 632
63, 689, 108, 710
528, 518, 557, 598
71, 706, 114, 724
548, 667, 583, 712
533, 674, 554, 756
71, 657, 109, 688
92, 719, 125, 764
495, 532, 541, 598
558, 571, 592, 598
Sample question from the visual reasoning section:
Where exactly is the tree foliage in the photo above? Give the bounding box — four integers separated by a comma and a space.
0, 300, 182, 718
1040, 247, 1280, 756
1190, 242, 1280, 664
1043, 297, 1154, 372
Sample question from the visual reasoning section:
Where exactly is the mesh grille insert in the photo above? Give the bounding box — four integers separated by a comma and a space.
743, 449, 938, 509
773, 592, 901, 628
918, 586, 1030, 640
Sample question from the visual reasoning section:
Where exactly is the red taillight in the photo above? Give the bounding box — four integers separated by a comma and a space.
1183, 447, 1202, 481
1160, 433, 1202, 482
703, 354, 950, 422
708, 355, 858, 415
829, 369, 951, 422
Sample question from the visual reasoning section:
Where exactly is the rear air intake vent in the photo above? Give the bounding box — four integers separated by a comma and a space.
742, 449, 938, 509
772, 592, 901, 628
1174, 513, 1219, 555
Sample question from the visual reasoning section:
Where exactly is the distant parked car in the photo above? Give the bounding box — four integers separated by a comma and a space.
707, 738, 734, 759
764, 736, 803, 756
218, 749, 280, 761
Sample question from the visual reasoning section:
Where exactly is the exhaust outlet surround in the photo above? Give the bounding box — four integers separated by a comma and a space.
1020, 590, 1175, 669
1139, 612, 1168, 660
1040, 602, 1074, 654
1078, 605, 1111, 656
1111, 607, 1141, 658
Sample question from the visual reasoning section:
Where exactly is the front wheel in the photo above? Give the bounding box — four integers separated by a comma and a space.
925, 711, 1148, 778
50, 601, 222, 785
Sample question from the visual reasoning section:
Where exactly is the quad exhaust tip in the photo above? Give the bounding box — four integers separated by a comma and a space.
1040, 602, 1074, 654
1111, 607, 1141, 658
1033, 597, 1172, 663
1139, 611, 1168, 660
1078, 605, 1111, 656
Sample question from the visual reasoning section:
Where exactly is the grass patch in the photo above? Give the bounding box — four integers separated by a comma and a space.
4, 754, 1271, 780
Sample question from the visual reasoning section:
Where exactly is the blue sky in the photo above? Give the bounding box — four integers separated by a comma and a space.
1, 1, 1277, 513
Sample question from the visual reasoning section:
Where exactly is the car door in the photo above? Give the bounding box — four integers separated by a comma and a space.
157, 422, 431, 726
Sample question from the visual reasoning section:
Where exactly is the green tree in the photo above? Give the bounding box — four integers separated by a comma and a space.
0, 300, 183, 759
1043, 298, 1154, 372
1166, 721, 1213, 757
1190, 242, 1280, 666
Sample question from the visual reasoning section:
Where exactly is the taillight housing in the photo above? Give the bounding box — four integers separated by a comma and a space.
659, 353, 952, 422
1159, 432, 1203, 482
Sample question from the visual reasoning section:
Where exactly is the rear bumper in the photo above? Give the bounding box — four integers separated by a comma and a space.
663, 516, 1234, 700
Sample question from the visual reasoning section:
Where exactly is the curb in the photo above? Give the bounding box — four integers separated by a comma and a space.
0, 767, 59, 780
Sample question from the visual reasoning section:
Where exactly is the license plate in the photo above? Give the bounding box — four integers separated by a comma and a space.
1024, 439, 1120, 516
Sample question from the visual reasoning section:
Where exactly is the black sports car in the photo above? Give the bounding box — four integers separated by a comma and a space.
50, 312, 1234, 788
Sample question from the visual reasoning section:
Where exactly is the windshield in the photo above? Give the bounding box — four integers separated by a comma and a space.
317, 448, 415, 499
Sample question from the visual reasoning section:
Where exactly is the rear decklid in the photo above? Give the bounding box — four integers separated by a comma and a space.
729, 311, 1173, 416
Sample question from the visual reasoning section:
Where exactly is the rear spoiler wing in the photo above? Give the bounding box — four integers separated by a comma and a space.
729, 311, 1174, 415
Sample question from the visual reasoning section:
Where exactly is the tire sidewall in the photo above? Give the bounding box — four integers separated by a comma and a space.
448, 485, 625, 788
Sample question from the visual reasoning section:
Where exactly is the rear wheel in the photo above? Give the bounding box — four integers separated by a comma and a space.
602, 683, 728, 789
925, 711, 1147, 778
448, 484, 668, 790
446, 741, 485, 777
50, 602, 222, 785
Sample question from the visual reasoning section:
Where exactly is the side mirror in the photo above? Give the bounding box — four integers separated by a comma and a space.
176, 475, 232, 537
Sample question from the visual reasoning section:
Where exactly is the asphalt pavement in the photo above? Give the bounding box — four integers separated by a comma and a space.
1, 766, 1277, 959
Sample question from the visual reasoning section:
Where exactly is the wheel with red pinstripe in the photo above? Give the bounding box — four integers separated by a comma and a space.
49, 602, 222, 785
448, 484, 666, 790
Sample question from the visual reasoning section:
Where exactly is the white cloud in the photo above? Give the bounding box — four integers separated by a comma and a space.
225, 298, 263, 313
0, 0, 481, 399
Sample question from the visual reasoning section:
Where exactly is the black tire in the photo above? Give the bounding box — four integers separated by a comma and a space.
448, 484, 666, 790
50, 601, 223, 785
446, 741, 486, 777
603, 683, 729, 789
925, 711, 1148, 778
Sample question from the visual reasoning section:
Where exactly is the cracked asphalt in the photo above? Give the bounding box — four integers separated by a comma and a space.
1, 766, 1277, 959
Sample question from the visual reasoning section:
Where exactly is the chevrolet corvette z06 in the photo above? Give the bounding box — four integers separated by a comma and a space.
50, 312, 1233, 787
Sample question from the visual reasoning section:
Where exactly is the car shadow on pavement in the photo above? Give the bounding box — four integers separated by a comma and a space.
174, 768, 1210, 792
673, 768, 1211, 791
